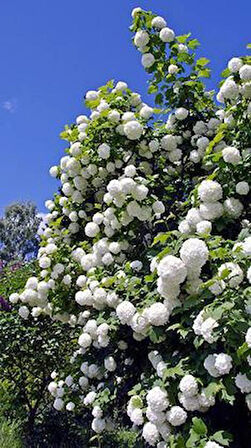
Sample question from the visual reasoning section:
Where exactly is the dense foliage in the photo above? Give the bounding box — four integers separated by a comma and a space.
0, 202, 41, 263
12, 7, 251, 448
0, 263, 88, 447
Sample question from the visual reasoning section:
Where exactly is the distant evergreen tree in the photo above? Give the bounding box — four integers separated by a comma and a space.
0, 202, 41, 263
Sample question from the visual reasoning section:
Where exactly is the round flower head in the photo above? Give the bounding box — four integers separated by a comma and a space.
142, 422, 159, 446
228, 57, 243, 73
224, 197, 243, 218
141, 53, 155, 68
198, 180, 223, 203
147, 302, 170, 326
175, 107, 188, 120
180, 238, 209, 269
134, 30, 150, 48
166, 406, 187, 426
245, 328, 251, 347
236, 181, 249, 195
151, 16, 167, 29
159, 27, 175, 43
239, 64, 251, 81
222, 146, 241, 164
146, 386, 169, 412
179, 375, 198, 397
124, 120, 143, 140
157, 255, 187, 284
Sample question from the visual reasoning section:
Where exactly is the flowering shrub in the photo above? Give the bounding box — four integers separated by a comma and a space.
13, 7, 251, 448
0, 262, 81, 446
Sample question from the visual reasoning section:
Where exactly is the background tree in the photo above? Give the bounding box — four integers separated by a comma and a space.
0, 202, 41, 263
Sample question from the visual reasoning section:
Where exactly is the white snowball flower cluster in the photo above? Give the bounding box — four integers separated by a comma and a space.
193, 311, 219, 343
204, 353, 233, 378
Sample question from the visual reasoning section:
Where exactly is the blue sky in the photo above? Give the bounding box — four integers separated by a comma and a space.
0, 0, 250, 215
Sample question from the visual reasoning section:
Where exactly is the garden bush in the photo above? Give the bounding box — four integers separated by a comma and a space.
12, 6, 250, 448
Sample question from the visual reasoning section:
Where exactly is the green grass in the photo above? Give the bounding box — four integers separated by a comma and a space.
0, 419, 22, 448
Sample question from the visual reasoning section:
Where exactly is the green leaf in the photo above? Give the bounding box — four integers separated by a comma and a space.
198, 68, 211, 78
212, 430, 233, 446
237, 342, 249, 359
192, 417, 207, 436
176, 33, 191, 43
246, 43, 251, 49
188, 38, 200, 49
196, 57, 210, 67
203, 381, 222, 398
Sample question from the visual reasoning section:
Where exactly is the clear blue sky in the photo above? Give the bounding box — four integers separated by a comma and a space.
0, 0, 250, 215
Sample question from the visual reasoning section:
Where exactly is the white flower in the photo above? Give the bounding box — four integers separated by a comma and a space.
153, 200, 165, 214
205, 442, 223, 448
178, 44, 188, 53
104, 356, 117, 371
175, 107, 188, 120
222, 146, 241, 164
131, 7, 142, 18
151, 16, 166, 29
130, 260, 143, 271
92, 418, 106, 433
157, 255, 187, 284
124, 120, 143, 140
78, 332, 92, 348
199, 202, 224, 221
49, 166, 58, 177
146, 386, 169, 412
142, 422, 159, 446
98, 143, 110, 159
186, 208, 202, 226
204, 354, 220, 377
168, 64, 179, 75
239, 64, 251, 81
221, 79, 239, 100
161, 134, 177, 151
247, 266, 251, 284
108, 110, 120, 123
178, 220, 191, 234
116, 301, 136, 324
86, 90, 99, 101
167, 406, 187, 426
228, 57, 243, 73
39, 256, 51, 269
141, 53, 155, 68
179, 375, 198, 397
180, 238, 209, 269
147, 302, 170, 326
245, 328, 251, 348
140, 105, 153, 119
53, 398, 64, 411
236, 181, 249, 195
130, 408, 144, 425
85, 222, 100, 238
201, 318, 218, 343
159, 27, 175, 43
198, 180, 223, 203
246, 394, 251, 411
224, 197, 243, 218
214, 353, 233, 375
235, 373, 251, 393
18, 306, 30, 319
196, 220, 212, 234
218, 262, 243, 287
66, 402, 75, 411
134, 30, 150, 48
